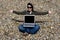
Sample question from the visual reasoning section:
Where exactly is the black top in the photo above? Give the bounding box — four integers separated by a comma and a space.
13, 10, 48, 15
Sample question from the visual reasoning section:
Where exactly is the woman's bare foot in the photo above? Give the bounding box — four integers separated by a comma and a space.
22, 32, 29, 36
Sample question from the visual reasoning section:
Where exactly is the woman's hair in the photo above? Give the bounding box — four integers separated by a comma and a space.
27, 3, 34, 11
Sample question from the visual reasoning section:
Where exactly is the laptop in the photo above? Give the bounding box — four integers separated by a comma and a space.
23, 15, 35, 27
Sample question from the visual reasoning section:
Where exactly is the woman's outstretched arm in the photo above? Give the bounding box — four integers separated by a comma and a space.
34, 10, 51, 15
10, 10, 26, 15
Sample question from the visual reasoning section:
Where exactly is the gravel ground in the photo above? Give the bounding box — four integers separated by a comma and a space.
0, 0, 60, 40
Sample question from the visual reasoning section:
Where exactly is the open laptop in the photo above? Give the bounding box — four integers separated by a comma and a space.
23, 15, 35, 27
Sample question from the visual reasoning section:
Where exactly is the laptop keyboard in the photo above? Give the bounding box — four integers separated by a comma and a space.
23, 23, 35, 27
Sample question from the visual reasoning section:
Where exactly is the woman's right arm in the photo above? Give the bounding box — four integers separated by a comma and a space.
10, 10, 25, 15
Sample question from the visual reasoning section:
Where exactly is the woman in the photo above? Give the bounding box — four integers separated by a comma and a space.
10, 3, 51, 35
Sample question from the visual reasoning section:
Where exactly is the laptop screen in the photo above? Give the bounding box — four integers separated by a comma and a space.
25, 15, 34, 23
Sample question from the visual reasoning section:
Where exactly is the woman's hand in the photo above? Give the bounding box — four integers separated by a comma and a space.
48, 10, 52, 14
10, 10, 14, 13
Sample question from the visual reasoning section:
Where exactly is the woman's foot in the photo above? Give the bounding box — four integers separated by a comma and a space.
22, 32, 29, 36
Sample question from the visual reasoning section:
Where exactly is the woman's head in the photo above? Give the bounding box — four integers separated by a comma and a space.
27, 3, 34, 12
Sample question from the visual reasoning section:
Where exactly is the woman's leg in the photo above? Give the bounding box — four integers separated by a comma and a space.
30, 24, 40, 34
18, 24, 40, 34
18, 24, 25, 33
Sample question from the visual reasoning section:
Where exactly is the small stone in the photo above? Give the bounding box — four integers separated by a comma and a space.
12, 39, 15, 40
